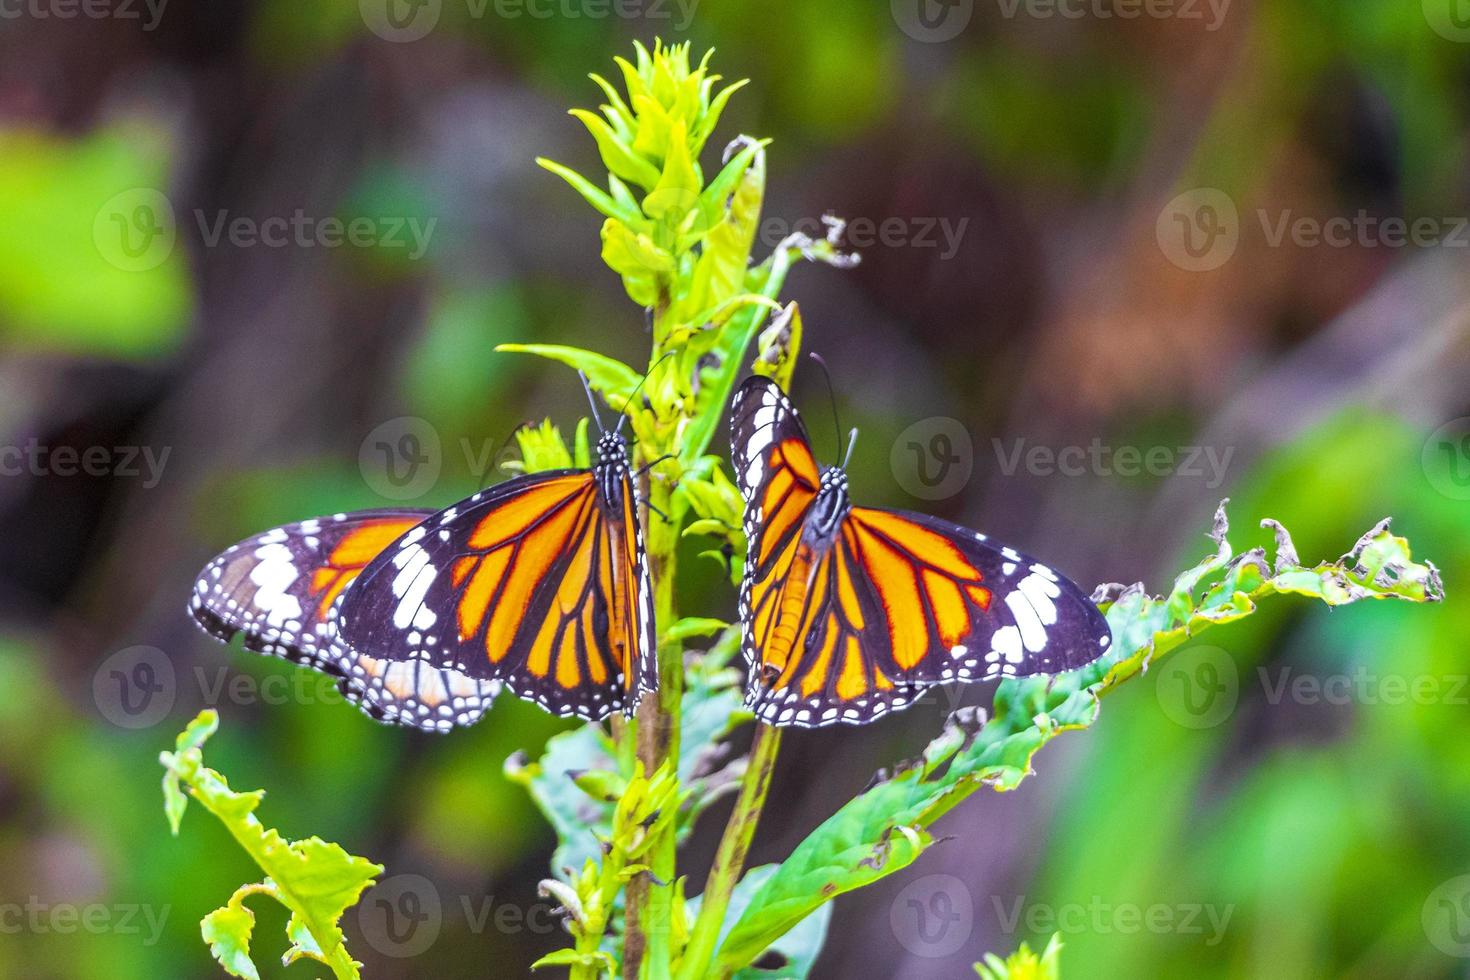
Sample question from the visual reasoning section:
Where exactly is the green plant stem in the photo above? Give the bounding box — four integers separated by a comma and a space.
676, 723, 784, 980
628, 367, 685, 979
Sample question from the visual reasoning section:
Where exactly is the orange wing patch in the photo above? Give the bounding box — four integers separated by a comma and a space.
308, 517, 424, 619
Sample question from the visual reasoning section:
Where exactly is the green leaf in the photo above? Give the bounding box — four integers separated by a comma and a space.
661, 617, 730, 644
496, 343, 642, 407
533, 947, 618, 972
644, 117, 701, 222
162, 708, 218, 834
160, 710, 381, 978
536, 157, 642, 227
684, 865, 831, 980
569, 108, 662, 190
676, 140, 766, 333
506, 725, 619, 879
201, 887, 264, 980
714, 505, 1443, 972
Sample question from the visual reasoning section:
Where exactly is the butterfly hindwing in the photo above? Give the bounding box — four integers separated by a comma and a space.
730, 375, 1113, 728
335, 462, 657, 725
187, 509, 500, 727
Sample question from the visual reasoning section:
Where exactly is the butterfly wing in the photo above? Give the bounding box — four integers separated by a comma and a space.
189, 509, 433, 672
187, 509, 500, 727
730, 376, 823, 667
744, 505, 1113, 726
335, 467, 656, 726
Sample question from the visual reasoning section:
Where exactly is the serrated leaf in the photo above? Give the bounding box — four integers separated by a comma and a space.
201, 890, 262, 980
715, 505, 1443, 972
160, 711, 381, 977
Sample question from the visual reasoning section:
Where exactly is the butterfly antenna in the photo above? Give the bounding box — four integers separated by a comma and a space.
578, 371, 606, 434
841, 427, 859, 470
808, 352, 846, 465
616, 351, 675, 436
479, 421, 529, 491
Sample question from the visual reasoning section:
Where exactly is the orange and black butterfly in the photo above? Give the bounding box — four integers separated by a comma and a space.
730, 376, 1112, 727
328, 424, 658, 729
188, 508, 500, 727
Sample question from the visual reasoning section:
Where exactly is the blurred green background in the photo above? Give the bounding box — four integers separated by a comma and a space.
0, 2, 1468, 977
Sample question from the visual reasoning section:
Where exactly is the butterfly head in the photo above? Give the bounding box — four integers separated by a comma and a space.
808, 465, 851, 539
595, 430, 630, 470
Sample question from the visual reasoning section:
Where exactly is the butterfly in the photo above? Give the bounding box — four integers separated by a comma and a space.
330, 424, 659, 729
729, 375, 1112, 727
188, 508, 500, 727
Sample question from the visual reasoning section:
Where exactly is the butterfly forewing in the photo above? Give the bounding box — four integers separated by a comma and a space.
730, 376, 1113, 728
336, 463, 656, 724
189, 509, 431, 671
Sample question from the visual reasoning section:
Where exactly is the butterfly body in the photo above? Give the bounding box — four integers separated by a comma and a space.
731, 376, 1112, 728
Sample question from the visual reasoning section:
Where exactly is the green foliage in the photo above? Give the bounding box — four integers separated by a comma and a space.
159, 711, 382, 980
974, 934, 1064, 980
0, 124, 191, 358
